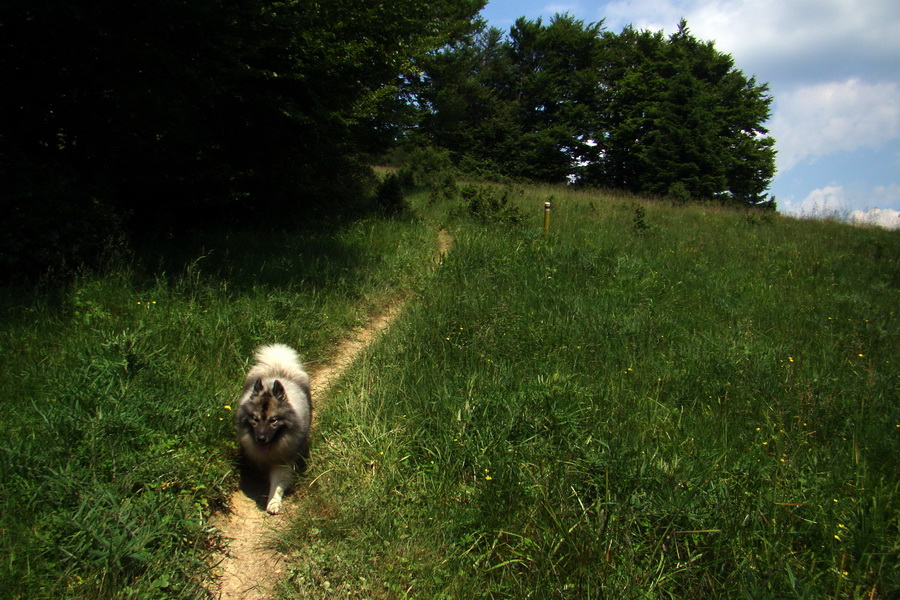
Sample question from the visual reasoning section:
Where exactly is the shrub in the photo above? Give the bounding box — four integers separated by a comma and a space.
667, 181, 693, 204
632, 203, 652, 233
429, 171, 458, 204
0, 165, 121, 281
374, 173, 409, 215
406, 145, 455, 188
459, 184, 524, 226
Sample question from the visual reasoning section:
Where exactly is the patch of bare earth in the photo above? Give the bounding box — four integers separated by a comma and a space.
206, 229, 452, 600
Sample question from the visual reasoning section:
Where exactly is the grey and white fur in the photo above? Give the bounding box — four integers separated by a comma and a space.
234, 343, 312, 514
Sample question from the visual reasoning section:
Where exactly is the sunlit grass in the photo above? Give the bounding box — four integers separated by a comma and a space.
0, 216, 437, 599
2, 181, 896, 599
281, 185, 899, 599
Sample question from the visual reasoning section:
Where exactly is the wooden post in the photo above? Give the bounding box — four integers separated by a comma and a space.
544, 200, 551, 236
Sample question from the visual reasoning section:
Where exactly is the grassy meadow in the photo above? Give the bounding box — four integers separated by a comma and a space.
280, 185, 898, 599
0, 217, 438, 599
1, 180, 898, 598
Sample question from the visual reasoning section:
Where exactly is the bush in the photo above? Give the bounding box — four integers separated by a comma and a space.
0, 163, 121, 281
429, 171, 458, 204
374, 173, 409, 215
406, 146, 455, 189
632, 203, 652, 233
667, 182, 693, 204
458, 184, 524, 226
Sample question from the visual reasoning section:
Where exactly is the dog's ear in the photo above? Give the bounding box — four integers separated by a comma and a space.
272, 379, 287, 402
252, 378, 264, 394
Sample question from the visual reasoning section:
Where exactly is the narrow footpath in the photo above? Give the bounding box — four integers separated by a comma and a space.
208, 229, 452, 600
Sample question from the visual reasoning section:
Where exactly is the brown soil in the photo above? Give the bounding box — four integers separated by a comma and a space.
206, 229, 452, 599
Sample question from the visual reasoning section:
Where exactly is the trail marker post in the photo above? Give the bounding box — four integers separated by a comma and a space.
544, 200, 551, 237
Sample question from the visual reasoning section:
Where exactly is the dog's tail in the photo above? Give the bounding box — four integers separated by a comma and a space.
252, 343, 309, 387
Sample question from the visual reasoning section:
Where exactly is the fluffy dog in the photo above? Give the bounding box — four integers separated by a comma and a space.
234, 344, 312, 514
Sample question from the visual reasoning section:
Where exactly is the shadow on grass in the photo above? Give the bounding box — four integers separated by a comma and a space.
131, 222, 370, 294
236, 451, 311, 512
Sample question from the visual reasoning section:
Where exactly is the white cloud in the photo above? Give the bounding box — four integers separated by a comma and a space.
592, 2, 900, 177
850, 208, 900, 230
690, 1, 899, 80
484, 0, 900, 213
873, 183, 900, 208
781, 184, 900, 228
543, 3, 583, 16
601, 0, 681, 31
599, 0, 900, 82
782, 185, 848, 217
769, 79, 900, 173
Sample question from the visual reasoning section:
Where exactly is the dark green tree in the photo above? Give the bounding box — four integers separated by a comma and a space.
417, 14, 605, 181
504, 15, 606, 182
0, 0, 483, 276
416, 17, 776, 205
415, 23, 520, 177
588, 20, 776, 205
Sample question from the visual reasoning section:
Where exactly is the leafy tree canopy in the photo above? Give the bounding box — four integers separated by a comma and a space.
416, 16, 776, 206
0, 0, 483, 276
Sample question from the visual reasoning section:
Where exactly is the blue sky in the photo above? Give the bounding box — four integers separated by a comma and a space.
479, 0, 900, 227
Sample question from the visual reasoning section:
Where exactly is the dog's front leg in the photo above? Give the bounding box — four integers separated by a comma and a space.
266, 464, 294, 514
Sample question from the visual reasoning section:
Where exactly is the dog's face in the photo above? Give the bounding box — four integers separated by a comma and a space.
237, 378, 291, 450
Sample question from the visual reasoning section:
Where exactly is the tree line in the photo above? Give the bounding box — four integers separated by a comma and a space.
1, 2, 776, 278
414, 16, 776, 205
0, 0, 482, 277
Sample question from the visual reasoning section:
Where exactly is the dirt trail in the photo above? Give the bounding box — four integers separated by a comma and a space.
208, 229, 452, 600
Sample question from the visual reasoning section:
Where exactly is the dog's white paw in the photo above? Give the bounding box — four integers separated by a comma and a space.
266, 498, 282, 514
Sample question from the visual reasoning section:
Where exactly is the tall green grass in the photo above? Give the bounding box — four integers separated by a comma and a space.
0, 217, 437, 599
280, 187, 899, 598
3, 182, 896, 598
